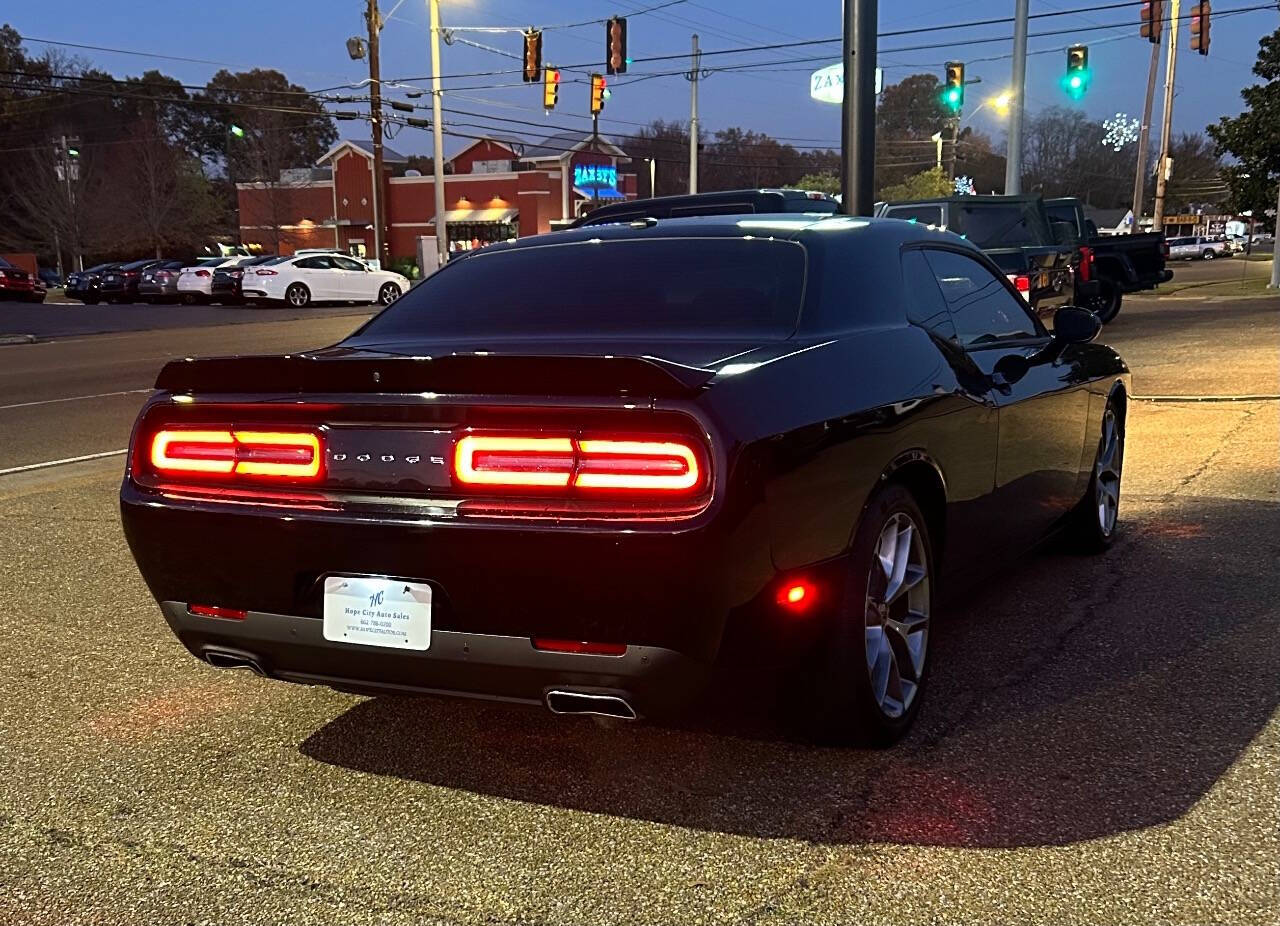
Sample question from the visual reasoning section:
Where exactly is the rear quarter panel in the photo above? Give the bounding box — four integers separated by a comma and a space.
695, 326, 996, 577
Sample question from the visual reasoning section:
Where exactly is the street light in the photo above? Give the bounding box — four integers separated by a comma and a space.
990, 92, 1013, 115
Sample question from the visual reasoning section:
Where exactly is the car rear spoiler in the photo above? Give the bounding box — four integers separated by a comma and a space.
153, 351, 716, 398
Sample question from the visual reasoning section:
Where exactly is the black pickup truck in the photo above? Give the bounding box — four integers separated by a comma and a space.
875, 195, 1077, 325
1044, 197, 1172, 323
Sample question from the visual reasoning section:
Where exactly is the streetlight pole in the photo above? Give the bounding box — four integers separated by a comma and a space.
429, 0, 448, 268
1152, 0, 1181, 231
1004, 0, 1029, 194
686, 34, 700, 194
366, 0, 387, 267
841, 0, 877, 215
1130, 40, 1161, 233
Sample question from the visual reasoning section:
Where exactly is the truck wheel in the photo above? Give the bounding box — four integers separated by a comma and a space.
1084, 279, 1122, 324
1201, 249, 1215, 260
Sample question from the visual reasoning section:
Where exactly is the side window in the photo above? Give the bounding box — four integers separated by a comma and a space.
332, 256, 364, 271
900, 250, 956, 341
293, 257, 324, 270
884, 205, 943, 227
922, 249, 1040, 347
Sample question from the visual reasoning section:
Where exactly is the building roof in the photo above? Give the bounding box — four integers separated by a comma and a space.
445, 135, 525, 167
520, 130, 628, 161
316, 139, 409, 166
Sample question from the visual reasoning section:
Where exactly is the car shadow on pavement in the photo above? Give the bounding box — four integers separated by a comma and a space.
300, 496, 1280, 848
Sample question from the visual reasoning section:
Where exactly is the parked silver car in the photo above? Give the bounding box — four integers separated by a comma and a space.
1166, 236, 1230, 261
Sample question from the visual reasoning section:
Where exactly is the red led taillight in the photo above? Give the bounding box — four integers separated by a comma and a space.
195, 269, 211, 278
255, 268, 278, 276
1078, 245, 1093, 283
453, 434, 706, 495
148, 428, 323, 481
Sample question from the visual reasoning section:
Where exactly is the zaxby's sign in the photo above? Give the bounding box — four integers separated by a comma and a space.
810, 64, 884, 104
574, 164, 618, 191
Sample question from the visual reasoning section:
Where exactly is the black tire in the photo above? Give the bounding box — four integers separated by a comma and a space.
285, 283, 311, 308
786, 482, 935, 747
82, 297, 98, 305
1082, 279, 1122, 324
377, 282, 402, 306
1070, 395, 1125, 553
1202, 249, 1215, 260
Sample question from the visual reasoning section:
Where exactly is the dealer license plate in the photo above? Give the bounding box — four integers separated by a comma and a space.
322, 576, 432, 650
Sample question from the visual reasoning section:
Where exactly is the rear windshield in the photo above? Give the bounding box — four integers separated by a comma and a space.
121, 259, 155, 271
953, 203, 1049, 248
359, 237, 808, 340
1045, 204, 1081, 245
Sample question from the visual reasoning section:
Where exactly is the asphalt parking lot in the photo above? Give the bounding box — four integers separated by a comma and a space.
0, 277, 1276, 924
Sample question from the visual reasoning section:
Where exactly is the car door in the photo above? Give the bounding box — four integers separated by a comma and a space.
331, 255, 370, 301
899, 248, 1000, 586
922, 247, 1091, 550
292, 256, 339, 300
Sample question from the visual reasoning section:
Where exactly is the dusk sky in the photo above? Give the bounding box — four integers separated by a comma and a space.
8, 0, 1277, 161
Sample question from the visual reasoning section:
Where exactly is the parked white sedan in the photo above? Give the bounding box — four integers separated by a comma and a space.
241, 253, 409, 307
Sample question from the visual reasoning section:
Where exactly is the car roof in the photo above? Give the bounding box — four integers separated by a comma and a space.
499, 213, 961, 251
881, 194, 1047, 207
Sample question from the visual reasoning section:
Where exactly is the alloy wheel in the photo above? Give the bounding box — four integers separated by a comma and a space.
287, 285, 309, 307
863, 512, 930, 719
1095, 407, 1123, 536
379, 283, 401, 305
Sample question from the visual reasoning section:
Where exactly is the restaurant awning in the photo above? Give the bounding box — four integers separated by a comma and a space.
574, 186, 626, 200
428, 207, 518, 225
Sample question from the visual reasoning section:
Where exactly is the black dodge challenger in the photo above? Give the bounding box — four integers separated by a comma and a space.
121, 215, 1129, 745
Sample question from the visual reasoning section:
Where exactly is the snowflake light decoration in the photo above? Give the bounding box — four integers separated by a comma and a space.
953, 175, 976, 196
1103, 113, 1141, 151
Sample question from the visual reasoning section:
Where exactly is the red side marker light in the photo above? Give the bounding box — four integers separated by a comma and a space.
532, 638, 627, 656
777, 580, 817, 613
188, 604, 248, 620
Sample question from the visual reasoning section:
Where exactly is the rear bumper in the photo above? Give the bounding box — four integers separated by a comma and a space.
0, 278, 34, 295
138, 282, 179, 297
161, 600, 706, 715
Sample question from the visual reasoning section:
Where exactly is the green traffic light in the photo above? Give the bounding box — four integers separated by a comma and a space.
230, 124, 246, 138
1062, 68, 1090, 99
942, 86, 963, 113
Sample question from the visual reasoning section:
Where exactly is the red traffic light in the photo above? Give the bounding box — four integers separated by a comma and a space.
1139, 0, 1164, 43
606, 17, 628, 74
1189, 0, 1210, 55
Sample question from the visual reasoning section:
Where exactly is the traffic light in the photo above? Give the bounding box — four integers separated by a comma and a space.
1139, 0, 1164, 43
590, 73, 607, 114
1063, 44, 1090, 99
1189, 0, 1210, 55
942, 61, 964, 114
229, 124, 246, 139
543, 67, 560, 111
522, 29, 543, 83
606, 16, 628, 74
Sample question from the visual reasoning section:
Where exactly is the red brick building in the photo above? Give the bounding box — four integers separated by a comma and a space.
236, 132, 638, 263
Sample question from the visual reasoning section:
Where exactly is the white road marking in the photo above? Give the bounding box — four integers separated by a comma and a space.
0, 449, 127, 476
0, 388, 151, 411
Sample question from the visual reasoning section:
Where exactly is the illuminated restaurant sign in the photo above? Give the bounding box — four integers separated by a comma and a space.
574, 164, 618, 190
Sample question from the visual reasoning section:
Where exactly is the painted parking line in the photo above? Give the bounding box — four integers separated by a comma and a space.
0, 388, 151, 411
0, 449, 128, 476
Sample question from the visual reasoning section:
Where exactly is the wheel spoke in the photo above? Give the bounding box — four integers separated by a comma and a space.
885, 610, 928, 680
882, 520, 914, 602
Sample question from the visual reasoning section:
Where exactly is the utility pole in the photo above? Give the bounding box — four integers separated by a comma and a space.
947, 118, 959, 180
429, 0, 448, 267
931, 131, 943, 171
1152, 0, 1181, 231
1130, 41, 1162, 233
1004, 0, 1029, 193
840, 0, 877, 215
685, 34, 700, 194
365, 0, 386, 268
1271, 184, 1280, 288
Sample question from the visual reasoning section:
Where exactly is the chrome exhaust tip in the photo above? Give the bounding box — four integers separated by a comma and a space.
545, 690, 638, 721
202, 647, 267, 676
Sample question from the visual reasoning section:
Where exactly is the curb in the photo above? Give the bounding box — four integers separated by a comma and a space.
0, 334, 36, 345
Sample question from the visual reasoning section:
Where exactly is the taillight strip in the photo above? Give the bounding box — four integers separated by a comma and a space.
149, 428, 322, 480
454, 434, 706, 494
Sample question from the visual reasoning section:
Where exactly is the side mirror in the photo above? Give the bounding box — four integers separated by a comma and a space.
1051, 306, 1102, 344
